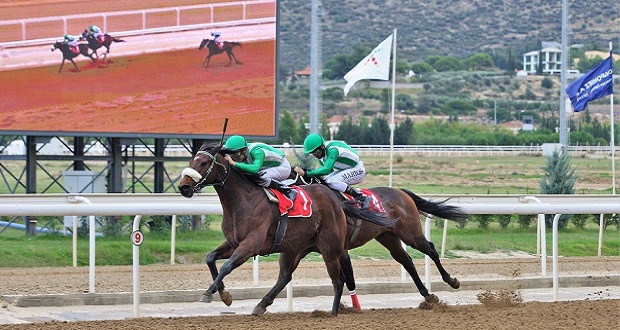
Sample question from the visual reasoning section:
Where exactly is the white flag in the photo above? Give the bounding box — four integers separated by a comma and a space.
343, 34, 393, 96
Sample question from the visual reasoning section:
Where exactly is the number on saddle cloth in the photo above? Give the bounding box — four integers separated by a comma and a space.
270, 187, 312, 217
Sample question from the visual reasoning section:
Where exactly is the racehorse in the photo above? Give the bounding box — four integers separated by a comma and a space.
51, 41, 96, 73
178, 143, 395, 316
80, 30, 125, 60
198, 38, 242, 68
288, 169, 468, 306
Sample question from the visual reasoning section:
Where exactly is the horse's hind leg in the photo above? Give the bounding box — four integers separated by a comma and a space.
410, 234, 460, 289
252, 251, 301, 316
231, 52, 242, 65
204, 241, 235, 305
375, 233, 432, 298
339, 251, 361, 310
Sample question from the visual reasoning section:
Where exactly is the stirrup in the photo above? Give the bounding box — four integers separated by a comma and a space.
356, 195, 370, 209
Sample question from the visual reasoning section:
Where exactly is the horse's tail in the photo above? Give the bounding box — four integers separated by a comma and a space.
112, 37, 125, 43
230, 42, 242, 48
400, 189, 468, 223
341, 201, 397, 227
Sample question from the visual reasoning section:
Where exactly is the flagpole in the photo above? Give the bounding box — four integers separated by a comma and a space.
388, 28, 397, 187
610, 42, 615, 195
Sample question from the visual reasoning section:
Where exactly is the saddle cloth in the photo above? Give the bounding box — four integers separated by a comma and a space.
269, 186, 312, 217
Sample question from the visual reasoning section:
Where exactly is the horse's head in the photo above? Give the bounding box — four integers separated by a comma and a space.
51, 42, 62, 51
199, 39, 210, 50
80, 29, 89, 40
178, 143, 228, 197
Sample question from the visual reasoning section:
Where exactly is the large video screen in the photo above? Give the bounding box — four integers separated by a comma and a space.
0, 0, 278, 139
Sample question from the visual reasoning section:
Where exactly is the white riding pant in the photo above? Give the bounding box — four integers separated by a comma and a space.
259, 158, 292, 186
322, 161, 366, 192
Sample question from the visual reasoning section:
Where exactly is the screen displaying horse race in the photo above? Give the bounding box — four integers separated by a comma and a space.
0, 0, 278, 139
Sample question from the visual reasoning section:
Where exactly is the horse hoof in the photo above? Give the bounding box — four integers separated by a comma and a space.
251, 305, 266, 316
199, 294, 213, 303
220, 290, 233, 306
425, 294, 439, 304
451, 278, 461, 289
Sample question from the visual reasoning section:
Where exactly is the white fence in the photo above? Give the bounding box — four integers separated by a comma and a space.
1, 193, 618, 316
0, 0, 276, 48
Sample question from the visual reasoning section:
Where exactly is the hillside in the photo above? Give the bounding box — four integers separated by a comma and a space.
279, 0, 619, 71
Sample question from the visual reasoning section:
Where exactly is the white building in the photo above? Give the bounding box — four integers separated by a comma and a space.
522, 41, 582, 75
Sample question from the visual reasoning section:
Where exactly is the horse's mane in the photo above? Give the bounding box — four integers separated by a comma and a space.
198, 142, 223, 153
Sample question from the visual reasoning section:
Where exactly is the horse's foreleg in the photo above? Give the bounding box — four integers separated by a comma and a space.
203, 55, 211, 68
58, 59, 65, 73
201, 248, 253, 305
204, 242, 235, 305
376, 233, 431, 298
252, 251, 300, 316
69, 59, 79, 72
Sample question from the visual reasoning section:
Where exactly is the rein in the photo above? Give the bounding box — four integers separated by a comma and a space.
182, 150, 230, 191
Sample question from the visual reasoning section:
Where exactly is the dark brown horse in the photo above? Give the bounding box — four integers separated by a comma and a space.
80, 30, 125, 60
51, 41, 96, 73
289, 169, 468, 306
198, 38, 242, 68
178, 143, 394, 316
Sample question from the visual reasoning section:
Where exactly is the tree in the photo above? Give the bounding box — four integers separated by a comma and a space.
462, 53, 494, 71
410, 61, 435, 74
279, 110, 300, 143
540, 77, 554, 89
394, 117, 414, 144
539, 149, 577, 229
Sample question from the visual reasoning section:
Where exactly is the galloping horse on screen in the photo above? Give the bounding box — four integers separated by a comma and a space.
51, 41, 96, 73
178, 143, 395, 316
80, 30, 125, 60
198, 38, 242, 68
288, 169, 468, 307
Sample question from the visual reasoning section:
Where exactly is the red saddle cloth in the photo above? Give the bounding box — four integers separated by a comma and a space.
97, 35, 106, 43
345, 188, 386, 213
270, 186, 312, 217
70, 46, 80, 54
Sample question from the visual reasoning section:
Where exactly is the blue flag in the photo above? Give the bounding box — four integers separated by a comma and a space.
565, 53, 614, 112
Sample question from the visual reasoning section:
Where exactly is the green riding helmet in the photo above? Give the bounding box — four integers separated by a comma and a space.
223, 135, 247, 151
303, 133, 325, 154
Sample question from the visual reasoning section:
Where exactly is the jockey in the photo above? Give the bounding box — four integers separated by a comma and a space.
63, 34, 79, 50
211, 31, 223, 49
222, 135, 297, 201
296, 133, 370, 208
89, 25, 103, 42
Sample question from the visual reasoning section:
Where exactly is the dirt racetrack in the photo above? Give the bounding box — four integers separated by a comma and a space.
1, 257, 619, 329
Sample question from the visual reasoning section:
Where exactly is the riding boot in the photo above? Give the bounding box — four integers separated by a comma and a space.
345, 185, 370, 209
268, 181, 298, 201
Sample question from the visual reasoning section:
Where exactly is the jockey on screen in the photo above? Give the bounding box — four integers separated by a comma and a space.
63, 34, 80, 52
211, 31, 223, 49
89, 25, 104, 42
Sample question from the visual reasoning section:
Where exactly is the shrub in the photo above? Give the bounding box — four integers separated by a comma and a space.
472, 214, 493, 229
497, 214, 512, 229
517, 214, 536, 229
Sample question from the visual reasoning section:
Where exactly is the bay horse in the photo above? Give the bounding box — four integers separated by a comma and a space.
80, 30, 125, 60
288, 169, 468, 306
51, 41, 96, 73
198, 38, 242, 68
178, 143, 394, 316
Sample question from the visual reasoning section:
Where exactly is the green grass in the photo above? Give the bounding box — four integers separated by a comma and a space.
0, 221, 616, 268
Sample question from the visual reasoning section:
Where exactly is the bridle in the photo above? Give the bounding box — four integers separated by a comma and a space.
182, 150, 230, 191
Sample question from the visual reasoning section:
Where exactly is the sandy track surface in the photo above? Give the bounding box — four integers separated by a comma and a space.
1, 257, 619, 330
